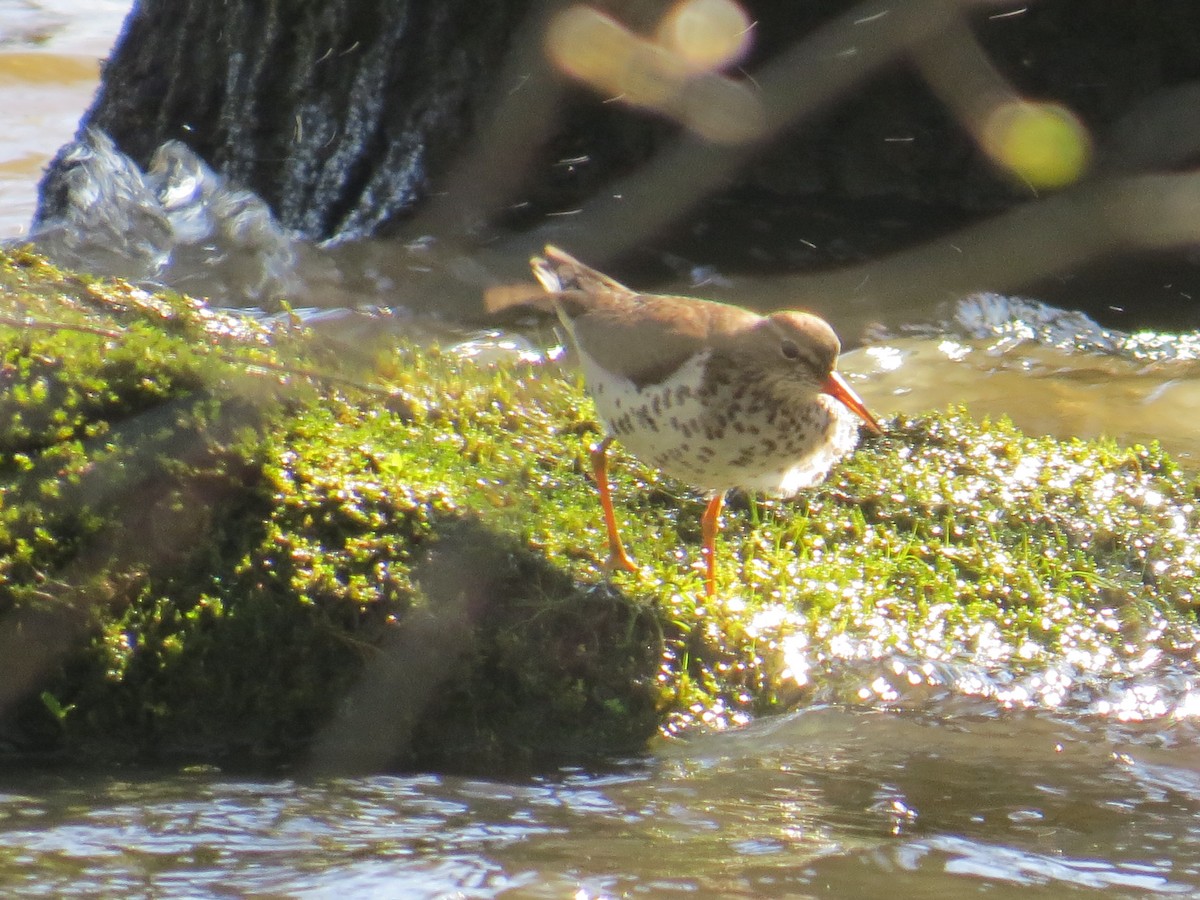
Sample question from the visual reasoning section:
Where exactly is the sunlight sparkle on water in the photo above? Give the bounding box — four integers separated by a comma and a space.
936, 339, 972, 362
1096, 684, 1170, 721
865, 345, 906, 370
904, 834, 1186, 892
1174, 690, 1200, 719
747, 605, 810, 685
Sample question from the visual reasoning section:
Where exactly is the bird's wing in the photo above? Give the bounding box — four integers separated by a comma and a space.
530, 245, 763, 388
568, 292, 761, 390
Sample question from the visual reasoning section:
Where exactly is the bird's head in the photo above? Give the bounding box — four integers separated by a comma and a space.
755, 311, 881, 433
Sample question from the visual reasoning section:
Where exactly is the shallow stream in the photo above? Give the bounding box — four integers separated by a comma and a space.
4, 704, 1200, 897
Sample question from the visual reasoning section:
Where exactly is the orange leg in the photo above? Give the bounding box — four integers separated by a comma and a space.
590, 436, 638, 573
700, 493, 725, 598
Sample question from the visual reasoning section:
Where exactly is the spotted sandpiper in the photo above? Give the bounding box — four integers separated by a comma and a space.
492, 245, 881, 596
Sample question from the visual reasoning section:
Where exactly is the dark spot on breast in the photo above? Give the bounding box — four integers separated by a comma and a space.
635, 408, 660, 433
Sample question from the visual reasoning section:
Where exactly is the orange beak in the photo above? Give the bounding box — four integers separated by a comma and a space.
822, 371, 882, 434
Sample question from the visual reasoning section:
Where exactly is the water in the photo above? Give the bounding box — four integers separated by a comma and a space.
0, 0, 131, 239
3, 706, 1200, 897
5, 2, 1200, 896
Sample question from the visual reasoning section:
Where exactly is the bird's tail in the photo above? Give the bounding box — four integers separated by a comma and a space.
532, 245, 636, 297
484, 245, 634, 316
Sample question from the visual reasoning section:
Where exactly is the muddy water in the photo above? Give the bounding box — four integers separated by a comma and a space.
4, 3, 1200, 897
3, 705, 1200, 897
0, 0, 129, 239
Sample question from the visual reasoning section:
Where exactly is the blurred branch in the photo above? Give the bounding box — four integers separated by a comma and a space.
467, 0, 1200, 318
491, 0, 1015, 262
306, 606, 472, 775
914, 14, 1090, 190
763, 171, 1200, 312
1101, 81, 1200, 174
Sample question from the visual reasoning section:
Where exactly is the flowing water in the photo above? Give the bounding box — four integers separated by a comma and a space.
3, 706, 1200, 897
4, 2, 1200, 897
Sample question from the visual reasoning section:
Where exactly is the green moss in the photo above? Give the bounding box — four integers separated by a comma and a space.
1, 247, 1198, 770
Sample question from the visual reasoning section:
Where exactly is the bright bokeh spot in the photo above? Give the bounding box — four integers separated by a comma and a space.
546, 6, 689, 107
657, 0, 753, 72
985, 101, 1091, 189
544, 2, 761, 144
545, 6, 636, 93
618, 41, 693, 108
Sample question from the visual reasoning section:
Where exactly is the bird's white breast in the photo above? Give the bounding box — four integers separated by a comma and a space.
572, 343, 861, 496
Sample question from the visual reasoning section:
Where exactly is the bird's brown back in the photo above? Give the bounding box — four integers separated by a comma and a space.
534, 245, 764, 389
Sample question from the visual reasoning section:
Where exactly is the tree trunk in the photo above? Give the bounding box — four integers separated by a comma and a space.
83, 0, 540, 240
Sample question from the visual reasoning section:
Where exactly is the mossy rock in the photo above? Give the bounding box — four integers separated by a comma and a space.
1, 247, 1197, 771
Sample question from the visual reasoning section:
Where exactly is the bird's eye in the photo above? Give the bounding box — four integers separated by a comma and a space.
780, 340, 801, 360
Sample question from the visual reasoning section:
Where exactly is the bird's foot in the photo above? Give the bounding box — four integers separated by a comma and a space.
602, 545, 640, 574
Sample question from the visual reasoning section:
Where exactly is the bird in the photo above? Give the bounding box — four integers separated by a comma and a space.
489, 244, 881, 597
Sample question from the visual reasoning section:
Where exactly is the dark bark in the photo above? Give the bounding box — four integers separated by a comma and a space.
83, 0, 539, 239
